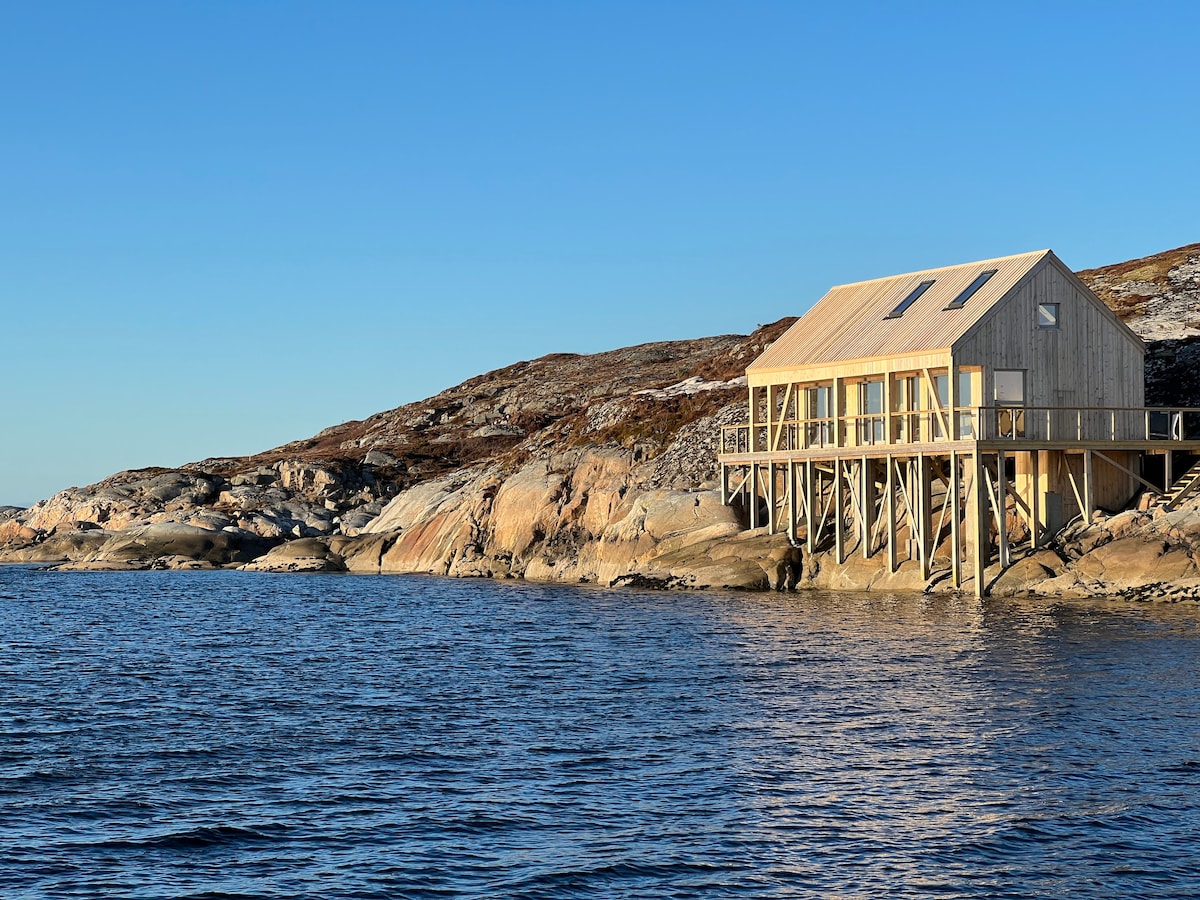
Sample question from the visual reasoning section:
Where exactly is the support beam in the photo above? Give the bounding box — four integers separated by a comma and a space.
972, 451, 989, 598
748, 463, 759, 529
832, 376, 843, 448
1092, 450, 1164, 496
861, 457, 876, 559
917, 454, 932, 581
886, 457, 898, 573
805, 460, 817, 555
772, 383, 794, 451
950, 451, 962, 589
767, 461, 778, 534
948, 362, 958, 441
765, 385, 775, 455
834, 457, 846, 564
787, 461, 798, 544
895, 459, 913, 547
922, 367, 949, 438
1083, 448, 1094, 523
748, 385, 760, 453
996, 452, 1011, 569
883, 373, 894, 445
1031, 450, 1041, 550
1059, 454, 1085, 525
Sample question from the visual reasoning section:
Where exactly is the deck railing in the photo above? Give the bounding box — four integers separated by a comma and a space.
719, 407, 1200, 455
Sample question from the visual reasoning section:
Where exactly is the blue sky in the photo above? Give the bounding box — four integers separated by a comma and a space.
2, 1, 1198, 506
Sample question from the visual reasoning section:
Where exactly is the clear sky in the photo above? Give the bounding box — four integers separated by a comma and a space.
3, 1, 1197, 507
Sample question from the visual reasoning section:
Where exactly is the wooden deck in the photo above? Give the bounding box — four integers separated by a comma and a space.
717, 406, 1200, 597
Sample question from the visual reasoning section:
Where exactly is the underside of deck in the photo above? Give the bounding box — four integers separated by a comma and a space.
718, 439, 1200, 597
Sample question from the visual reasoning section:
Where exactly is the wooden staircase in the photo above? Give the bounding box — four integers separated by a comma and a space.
1160, 459, 1200, 510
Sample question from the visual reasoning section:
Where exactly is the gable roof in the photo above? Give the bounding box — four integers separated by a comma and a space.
748, 249, 1051, 373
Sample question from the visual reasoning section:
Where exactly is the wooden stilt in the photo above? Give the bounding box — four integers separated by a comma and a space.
835, 457, 846, 565
861, 457, 876, 559
767, 462, 778, 534
972, 451, 989, 598
996, 451, 1011, 569
787, 461, 798, 543
1083, 448, 1093, 522
886, 457, 898, 573
748, 463, 759, 530
806, 465, 816, 556
1030, 451, 1040, 549
917, 454, 932, 581
950, 451, 963, 588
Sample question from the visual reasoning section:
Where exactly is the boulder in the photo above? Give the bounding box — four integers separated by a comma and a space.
242, 538, 347, 573
328, 532, 399, 574
1, 529, 113, 562
989, 550, 1068, 596
1070, 536, 1198, 587
68, 523, 274, 569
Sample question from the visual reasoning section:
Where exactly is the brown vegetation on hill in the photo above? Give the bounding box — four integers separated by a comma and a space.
1078, 242, 1200, 320
10, 246, 1200, 597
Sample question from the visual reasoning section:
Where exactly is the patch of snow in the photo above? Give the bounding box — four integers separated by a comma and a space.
633, 375, 747, 400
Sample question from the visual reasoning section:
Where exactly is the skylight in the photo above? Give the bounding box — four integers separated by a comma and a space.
884, 280, 935, 319
944, 269, 997, 310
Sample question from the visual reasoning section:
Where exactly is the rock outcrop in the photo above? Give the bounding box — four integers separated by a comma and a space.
4, 242, 1200, 598
0, 323, 794, 588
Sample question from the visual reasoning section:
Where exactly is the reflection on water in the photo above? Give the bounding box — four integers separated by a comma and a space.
1, 569, 1199, 898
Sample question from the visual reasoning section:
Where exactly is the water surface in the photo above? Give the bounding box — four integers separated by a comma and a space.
2, 568, 1199, 898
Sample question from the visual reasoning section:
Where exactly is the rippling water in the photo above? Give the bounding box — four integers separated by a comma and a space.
3, 568, 1200, 898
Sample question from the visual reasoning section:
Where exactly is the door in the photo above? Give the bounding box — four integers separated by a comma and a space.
808, 385, 834, 447
896, 375, 919, 442
994, 369, 1026, 438
860, 380, 884, 445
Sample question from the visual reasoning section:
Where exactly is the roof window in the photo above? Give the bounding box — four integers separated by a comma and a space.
884, 280, 935, 319
944, 269, 997, 310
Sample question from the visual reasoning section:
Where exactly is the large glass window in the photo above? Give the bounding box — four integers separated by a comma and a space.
860, 380, 885, 444
930, 371, 976, 438
957, 370, 975, 437
932, 374, 950, 440
994, 370, 1025, 404
808, 385, 834, 447
994, 369, 1026, 438
896, 374, 920, 442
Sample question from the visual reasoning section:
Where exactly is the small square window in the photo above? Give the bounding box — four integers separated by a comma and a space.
1037, 302, 1060, 329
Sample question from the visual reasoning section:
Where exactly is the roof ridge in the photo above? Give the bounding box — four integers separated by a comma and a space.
830, 249, 1050, 291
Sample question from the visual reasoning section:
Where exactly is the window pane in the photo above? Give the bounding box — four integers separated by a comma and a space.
863, 381, 883, 414
957, 371, 973, 405
994, 370, 1025, 404
1037, 303, 1059, 328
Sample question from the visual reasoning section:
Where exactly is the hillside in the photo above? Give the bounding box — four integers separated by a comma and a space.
4, 242, 1200, 595
1078, 242, 1200, 340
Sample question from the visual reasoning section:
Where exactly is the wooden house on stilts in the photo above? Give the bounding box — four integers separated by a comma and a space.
718, 249, 1200, 596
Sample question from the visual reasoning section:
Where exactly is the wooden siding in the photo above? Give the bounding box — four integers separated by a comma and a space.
747, 350, 951, 387
952, 255, 1145, 410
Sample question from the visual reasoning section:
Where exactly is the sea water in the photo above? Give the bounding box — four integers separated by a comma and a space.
2, 567, 1199, 898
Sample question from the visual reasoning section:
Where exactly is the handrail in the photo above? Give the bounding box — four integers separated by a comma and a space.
719, 406, 1200, 454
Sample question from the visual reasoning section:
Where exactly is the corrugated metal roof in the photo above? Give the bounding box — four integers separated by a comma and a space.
748, 250, 1051, 373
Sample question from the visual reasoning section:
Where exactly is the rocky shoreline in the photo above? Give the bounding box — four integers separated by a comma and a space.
4, 243, 1200, 599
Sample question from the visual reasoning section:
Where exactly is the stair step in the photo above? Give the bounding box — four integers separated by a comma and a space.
1160, 460, 1200, 510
